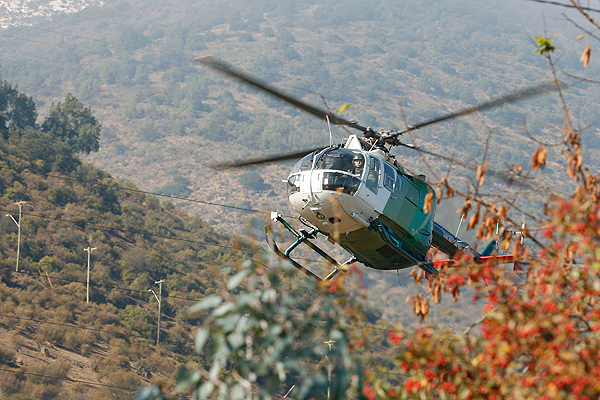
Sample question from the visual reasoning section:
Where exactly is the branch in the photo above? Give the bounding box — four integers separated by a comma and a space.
463, 316, 485, 336
525, 0, 600, 14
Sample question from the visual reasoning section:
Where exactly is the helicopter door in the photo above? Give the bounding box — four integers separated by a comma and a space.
311, 170, 322, 193
299, 172, 311, 194
357, 156, 389, 213
299, 170, 322, 194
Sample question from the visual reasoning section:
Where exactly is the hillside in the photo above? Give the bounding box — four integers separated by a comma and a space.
0, 1, 597, 396
0, 132, 479, 398
0, 0, 595, 232
0, 71, 501, 397
0, 2, 592, 317
0, 85, 255, 397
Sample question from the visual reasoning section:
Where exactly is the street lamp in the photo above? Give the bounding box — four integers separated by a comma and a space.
323, 340, 335, 400
149, 279, 165, 346
83, 247, 97, 303
6, 201, 26, 272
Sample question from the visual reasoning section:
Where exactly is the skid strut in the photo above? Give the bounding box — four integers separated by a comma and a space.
265, 212, 354, 281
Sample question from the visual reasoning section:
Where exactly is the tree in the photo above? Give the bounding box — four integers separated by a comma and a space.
0, 73, 37, 139
19, 126, 81, 172
41, 93, 101, 155
134, 263, 363, 400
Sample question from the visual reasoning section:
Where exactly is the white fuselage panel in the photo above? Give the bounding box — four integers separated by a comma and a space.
289, 168, 392, 235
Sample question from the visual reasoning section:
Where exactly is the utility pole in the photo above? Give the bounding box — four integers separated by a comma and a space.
6, 201, 27, 272
149, 279, 165, 346
83, 246, 97, 303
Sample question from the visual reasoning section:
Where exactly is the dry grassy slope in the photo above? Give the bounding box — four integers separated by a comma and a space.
0, 0, 580, 326
0, 276, 184, 399
0, 325, 156, 399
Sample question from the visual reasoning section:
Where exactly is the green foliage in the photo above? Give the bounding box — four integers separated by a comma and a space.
136, 120, 161, 142
41, 93, 101, 155
239, 33, 255, 42
237, 171, 272, 192
167, 262, 362, 400
19, 126, 81, 172
120, 305, 155, 339
158, 175, 192, 197
0, 73, 37, 139
4, 186, 24, 201
534, 36, 555, 54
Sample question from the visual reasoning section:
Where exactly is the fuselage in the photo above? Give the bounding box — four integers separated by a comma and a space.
286, 135, 437, 270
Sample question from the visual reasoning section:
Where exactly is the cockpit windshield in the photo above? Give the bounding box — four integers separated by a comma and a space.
315, 149, 365, 177
287, 149, 365, 197
289, 151, 317, 174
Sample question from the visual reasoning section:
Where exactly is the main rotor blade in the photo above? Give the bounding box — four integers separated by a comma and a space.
208, 146, 325, 170
398, 143, 478, 170
398, 143, 536, 187
398, 81, 567, 135
195, 56, 367, 132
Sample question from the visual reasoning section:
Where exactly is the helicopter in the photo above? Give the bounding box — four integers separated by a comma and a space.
196, 57, 547, 281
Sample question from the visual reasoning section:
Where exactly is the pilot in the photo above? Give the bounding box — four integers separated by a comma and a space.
349, 154, 364, 175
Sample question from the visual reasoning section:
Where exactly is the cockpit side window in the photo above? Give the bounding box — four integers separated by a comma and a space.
366, 157, 380, 194
383, 162, 396, 191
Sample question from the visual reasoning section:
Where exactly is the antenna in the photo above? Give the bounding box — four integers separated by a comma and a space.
326, 115, 336, 147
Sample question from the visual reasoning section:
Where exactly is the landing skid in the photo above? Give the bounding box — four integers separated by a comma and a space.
265, 212, 355, 281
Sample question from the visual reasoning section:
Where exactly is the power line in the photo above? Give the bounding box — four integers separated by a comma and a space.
0, 182, 404, 336
9, 174, 340, 266
0, 206, 258, 255
0, 261, 398, 340
0, 264, 200, 302
0, 312, 145, 340
0, 199, 413, 320
0, 181, 336, 266
2, 265, 397, 336
24, 170, 275, 216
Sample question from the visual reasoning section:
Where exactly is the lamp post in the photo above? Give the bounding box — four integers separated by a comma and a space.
324, 340, 335, 400
83, 247, 97, 303
6, 201, 27, 272
149, 279, 165, 346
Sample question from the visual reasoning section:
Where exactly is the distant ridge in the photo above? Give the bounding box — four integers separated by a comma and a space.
0, 0, 104, 29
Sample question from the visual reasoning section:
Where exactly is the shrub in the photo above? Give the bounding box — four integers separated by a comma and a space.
36, 323, 66, 347
0, 345, 15, 365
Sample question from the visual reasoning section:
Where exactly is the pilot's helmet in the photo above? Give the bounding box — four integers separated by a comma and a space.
353, 154, 363, 163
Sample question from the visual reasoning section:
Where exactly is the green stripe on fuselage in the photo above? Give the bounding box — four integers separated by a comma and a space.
337, 173, 436, 270
383, 174, 435, 251
337, 224, 416, 270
